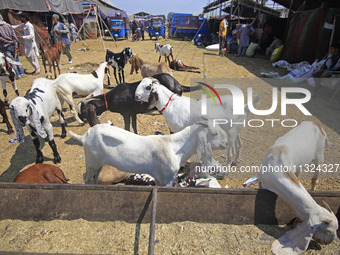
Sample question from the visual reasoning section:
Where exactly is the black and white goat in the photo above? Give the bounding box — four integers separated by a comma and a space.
0, 52, 20, 105
9, 78, 66, 164
106, 47, 132, 85
77, 73, 200, 133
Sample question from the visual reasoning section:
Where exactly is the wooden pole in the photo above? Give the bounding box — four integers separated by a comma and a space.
148, 188, 158, 255
94, 5, 106, 51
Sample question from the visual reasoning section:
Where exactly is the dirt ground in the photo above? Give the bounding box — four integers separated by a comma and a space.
0, 36, 339, 254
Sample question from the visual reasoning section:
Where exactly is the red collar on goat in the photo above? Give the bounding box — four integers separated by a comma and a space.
104, 92, 109, 110
160, 93, 175, 112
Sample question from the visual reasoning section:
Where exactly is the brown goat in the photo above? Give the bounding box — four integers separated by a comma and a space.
0, 98, 13, 134
14, 163, 70, 184
169, 59, 201, 73
130, 54, 172, 78
39, 41, 65, 79
96, 165, 155, 186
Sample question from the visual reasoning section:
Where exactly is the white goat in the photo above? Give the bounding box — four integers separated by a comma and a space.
9, 78, 66, 164
0, 52, 20, 105
155, 43, 174, 65
135, 77, 258, 167
52, 62, 109, 124
257, 121, 338, 254
68, 121, 228, 186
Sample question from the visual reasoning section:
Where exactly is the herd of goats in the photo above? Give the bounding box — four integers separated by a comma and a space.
0, 41, 338, 254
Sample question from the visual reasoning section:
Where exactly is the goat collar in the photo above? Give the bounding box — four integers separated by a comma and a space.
160, 93, 175, 112
103, 92, 109, 110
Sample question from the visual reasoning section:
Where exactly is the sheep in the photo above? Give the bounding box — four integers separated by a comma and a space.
0, 52, 20, 105
77, 73, 199, 133
130, 54, 172, 77
52, 62, 110, 124
0, 98, 14, 134
9, 78, 66, 164
257, 122, 338, 254
39, 41, 65, 79
155, 43, 174, 65
68, 120, 228, 186
106, 47, 132, 85
14, 163, 70, 183
135, 77, 260, 167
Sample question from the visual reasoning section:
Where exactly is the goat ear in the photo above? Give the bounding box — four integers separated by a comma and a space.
147, 91, 158, 110
196, 130, 213, 164
322, 200, 333, 213
29, 103, 47, 139
271, 217, 320, 255
10, 108, 25, 143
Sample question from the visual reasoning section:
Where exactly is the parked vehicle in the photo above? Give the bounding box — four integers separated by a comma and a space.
168, 13, 199, 40
106, 10, 130, 40
132, 27, 141, 41
149, 16, 165, 40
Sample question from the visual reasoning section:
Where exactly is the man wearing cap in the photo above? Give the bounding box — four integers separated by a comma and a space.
51, 14, 72, 64
12, 13, 40, 75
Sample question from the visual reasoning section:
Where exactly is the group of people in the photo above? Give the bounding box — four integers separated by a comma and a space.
130, 19, 145, 40
218, 16, 282, 59
0, 12, 78, 80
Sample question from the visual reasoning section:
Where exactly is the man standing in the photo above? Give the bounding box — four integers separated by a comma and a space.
236, 18, 256, 57
140, 20, 145, 40
0, 14, 26, 79
219, 16, 228, 56
51, 14, 72, 63
12, 13, 40, 75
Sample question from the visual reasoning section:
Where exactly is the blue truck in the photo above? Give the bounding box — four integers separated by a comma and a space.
168, 13, 200, 40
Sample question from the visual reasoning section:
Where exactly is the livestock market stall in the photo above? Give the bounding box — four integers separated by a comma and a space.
0, 183, 339, 254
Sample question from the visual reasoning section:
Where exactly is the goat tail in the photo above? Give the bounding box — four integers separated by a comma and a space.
68, 131, 84, 144
181, 84, 202, 93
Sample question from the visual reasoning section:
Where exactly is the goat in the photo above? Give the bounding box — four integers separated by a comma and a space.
9, 78, 66, 164
52, 62, 110, 124
135, 77, 260, 166
155, 43, 174, 65
96, 165, 155, 186
106, 47, 132, 85
77, 73, 199, 133
262, 121, 328, 191
130, 54, 172, 77
14, 163, 70, 183
0, 98, 13, 134
169, 59, 201, 73
257, 122, 337, 254
68, 120, 228, 186
0, 52, 20, 105
39, 41, 65, 79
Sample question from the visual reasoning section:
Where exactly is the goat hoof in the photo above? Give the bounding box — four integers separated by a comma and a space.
53, 156, 61, 164
231, 162, 237, 167
36, 157, 44, 164
61, 133, 67, 138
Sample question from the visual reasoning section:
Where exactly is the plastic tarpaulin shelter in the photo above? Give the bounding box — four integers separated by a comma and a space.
0, 0, 84, 14
281, 7, 338, 63
105, 10, 128, 18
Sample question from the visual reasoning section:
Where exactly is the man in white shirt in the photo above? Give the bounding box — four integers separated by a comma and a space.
12, 13, 40, 75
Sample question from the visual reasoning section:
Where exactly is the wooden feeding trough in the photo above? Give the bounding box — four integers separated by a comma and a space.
0, 183, 339, 255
